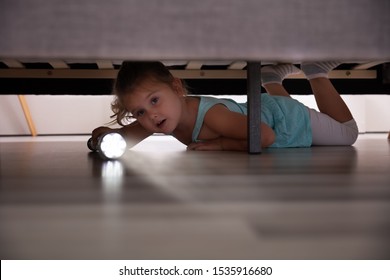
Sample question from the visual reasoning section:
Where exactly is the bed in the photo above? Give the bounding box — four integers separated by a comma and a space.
1, 0, 389, 152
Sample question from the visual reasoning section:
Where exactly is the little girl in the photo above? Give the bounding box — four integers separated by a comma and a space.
91, 61, 358, 151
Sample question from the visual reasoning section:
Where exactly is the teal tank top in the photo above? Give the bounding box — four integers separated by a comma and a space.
192, 94, 312, 148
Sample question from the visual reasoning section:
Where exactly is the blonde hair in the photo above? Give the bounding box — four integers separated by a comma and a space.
110, 61, 181, 126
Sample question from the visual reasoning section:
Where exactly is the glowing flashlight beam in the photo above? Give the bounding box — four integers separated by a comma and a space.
87, 132, 127, 160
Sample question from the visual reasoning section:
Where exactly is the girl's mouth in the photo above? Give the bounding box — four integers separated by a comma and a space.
157, 119, 166, 128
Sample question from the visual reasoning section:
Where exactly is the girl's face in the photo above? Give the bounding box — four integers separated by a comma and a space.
123, 78, 184, 134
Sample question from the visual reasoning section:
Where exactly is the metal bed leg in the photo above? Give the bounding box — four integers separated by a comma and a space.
18, 95, 37, 136
247, 62, 262, 154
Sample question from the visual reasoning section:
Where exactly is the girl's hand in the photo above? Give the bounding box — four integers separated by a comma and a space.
91, 126, 117, 147
91, 122, 151, 151
187, 138, 223, 151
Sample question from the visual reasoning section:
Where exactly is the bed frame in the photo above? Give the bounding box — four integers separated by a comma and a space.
1, 0, 389, 153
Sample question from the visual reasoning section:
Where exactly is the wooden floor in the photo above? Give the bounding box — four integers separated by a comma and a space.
0, 134, 389, 260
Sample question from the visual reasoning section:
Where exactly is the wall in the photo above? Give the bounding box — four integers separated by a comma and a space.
0, 94, 389, 135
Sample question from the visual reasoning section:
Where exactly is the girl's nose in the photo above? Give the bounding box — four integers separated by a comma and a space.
148, 110, 158, 120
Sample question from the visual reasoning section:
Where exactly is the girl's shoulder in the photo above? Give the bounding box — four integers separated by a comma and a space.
196, 96, 246, 114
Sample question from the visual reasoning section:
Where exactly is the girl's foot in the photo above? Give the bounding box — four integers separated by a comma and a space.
301, 61, 341, 80
261, 64, 301, 85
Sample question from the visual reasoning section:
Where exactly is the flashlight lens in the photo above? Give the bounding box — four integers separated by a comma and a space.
99, 133, 127, 159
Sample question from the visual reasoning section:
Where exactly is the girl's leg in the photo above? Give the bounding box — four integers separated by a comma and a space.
301, 62, 358, 145
263, 83, 291, 98
308, 78, 353, 122
261, 64, 300, 97
301, 62, 353, 123
309, 108, 358, 145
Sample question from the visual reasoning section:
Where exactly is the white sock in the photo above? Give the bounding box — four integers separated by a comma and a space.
301, 61, 341, 80
261, 64, 301, 85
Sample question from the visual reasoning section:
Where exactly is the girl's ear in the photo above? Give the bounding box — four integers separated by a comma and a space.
172, 77, 186, 96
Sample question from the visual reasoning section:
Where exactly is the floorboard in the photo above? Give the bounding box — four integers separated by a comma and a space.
0, 134, 389, 259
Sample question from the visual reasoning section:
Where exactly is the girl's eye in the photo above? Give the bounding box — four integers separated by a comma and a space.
136, 110, 145, 117
151, 97, 159, 105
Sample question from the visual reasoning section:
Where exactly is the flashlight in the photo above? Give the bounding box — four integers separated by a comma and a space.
87, 132, 127, 159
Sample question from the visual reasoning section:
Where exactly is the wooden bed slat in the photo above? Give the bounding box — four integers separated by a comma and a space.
96, 60, 114, 69
2, 59, 25, 69
185, 61, 203, 70
48, 60, 69, 69
228, 62, 247, 70
353, 61, 388, 70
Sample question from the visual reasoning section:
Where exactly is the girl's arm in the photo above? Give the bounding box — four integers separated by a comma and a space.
187, 124, 273, 151
188, 104, 275, 151
91, 121, 152, 149
187, 137, 246, 151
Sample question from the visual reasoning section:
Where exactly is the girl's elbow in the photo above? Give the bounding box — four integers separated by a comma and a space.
261, 125, 275, 148
262, 132, 275, 147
